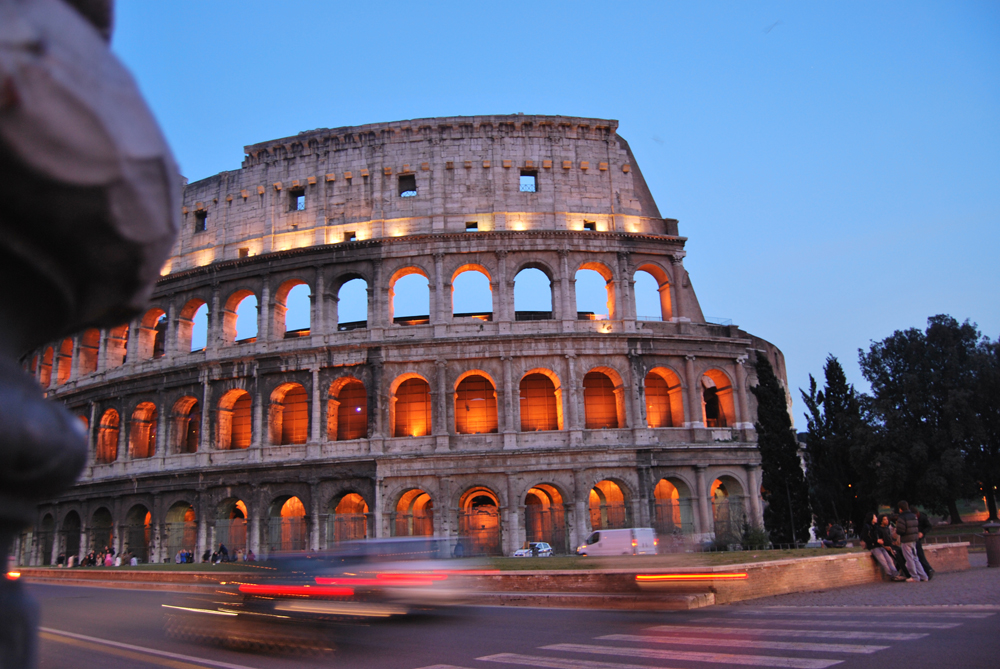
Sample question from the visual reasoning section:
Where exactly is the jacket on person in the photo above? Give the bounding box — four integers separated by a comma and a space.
916, 511, 932, 538
896, 511, 920, 543
860, 522, 881, 550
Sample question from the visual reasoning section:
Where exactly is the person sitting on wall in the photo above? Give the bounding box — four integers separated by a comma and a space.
202, 549, 211, 563
882, 514, 909, 579
246, 549, 255, 562
822, 521, 847, 548
218, 543, 229, 562
861, 514, 904, 581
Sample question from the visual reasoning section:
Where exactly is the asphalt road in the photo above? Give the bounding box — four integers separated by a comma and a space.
30, 582, 1000, 669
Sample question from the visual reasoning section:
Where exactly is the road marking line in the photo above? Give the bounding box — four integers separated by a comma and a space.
414, 665, 477, 669
599, 633, 887, 654
541, 643, 843, 668
39, 628, 261, 669
730, 610, 994, 619
698, 617, 960, 629
644, 624, 927, 641
479, 653, 692, 669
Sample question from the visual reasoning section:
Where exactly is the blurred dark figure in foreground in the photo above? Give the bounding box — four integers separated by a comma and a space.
0, 0, 179, 665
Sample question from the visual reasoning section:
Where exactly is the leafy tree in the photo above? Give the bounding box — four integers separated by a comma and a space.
801, 355, 871, 531
751, 353, 811, 545
859, 315, 980, 523
968, 338, 1000, 520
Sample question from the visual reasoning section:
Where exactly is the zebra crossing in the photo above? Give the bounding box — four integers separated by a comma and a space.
416, 606, 995, 669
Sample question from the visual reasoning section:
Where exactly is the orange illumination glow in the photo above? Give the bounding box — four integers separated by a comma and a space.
239, 584, 354, 597
6, 571, 21, 581
636, 572, 748, 582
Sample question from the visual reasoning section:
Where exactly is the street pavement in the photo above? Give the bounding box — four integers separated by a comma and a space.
30, 555, 1000, 669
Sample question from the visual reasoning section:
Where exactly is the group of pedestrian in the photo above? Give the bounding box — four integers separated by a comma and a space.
58, 546, 139, 567
861, 501, 935, 582
199, 543, 255, 564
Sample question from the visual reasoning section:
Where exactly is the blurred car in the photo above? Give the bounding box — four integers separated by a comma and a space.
163, 537, 486, 652
512, 542, 553, 557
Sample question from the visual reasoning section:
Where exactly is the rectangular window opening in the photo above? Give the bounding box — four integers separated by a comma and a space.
583, 221, 596, 231
344, 231, 357, 242
238, 247, 249, 258
194, 211, 208, 233
465, 222, 479, 232
399, 174, 417, 197
289, 188, 305, 211
519, 170, 537, 193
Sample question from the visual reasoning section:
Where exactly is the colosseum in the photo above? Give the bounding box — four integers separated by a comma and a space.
14, 114, 788, 565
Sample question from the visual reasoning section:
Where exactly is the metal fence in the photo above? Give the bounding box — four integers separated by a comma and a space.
326, 513, 370, 544
215, 518, 247, 555
392, 511, 434, 538
123, 523, 150, 563
524, 506, 568, 554
266, 517, 307, 553
589, 503, 631, 531
163, 521, 197, 560
712, 496, 749, 544
652, 499, 695, 536
458, 509, 502, 556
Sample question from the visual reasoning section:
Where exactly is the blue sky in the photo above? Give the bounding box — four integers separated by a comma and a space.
113, 1, 999, 420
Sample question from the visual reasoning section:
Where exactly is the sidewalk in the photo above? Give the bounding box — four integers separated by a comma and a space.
730, 553, 1000, 607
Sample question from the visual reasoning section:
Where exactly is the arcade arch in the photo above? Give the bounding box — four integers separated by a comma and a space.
589, 479, 630, 530
105, 324, 128, 367
164, 501, 197, 559
223, 289, 257, 344
328, 492, 369, 543
389, 268, 430, 326
39, 514, 55, 565
177, 299, 208, 353
124, 504, 151, 563
524, 484, 567, 553
136, 308, 167, 359
451, 265, 492, 319
90, 507, 113, 552
652, 478, 694, 536
96, 409, 119, 463
39, 347, 53, 387
702, 369, 735, 428
329, 377, 368, 441
61, 511, 81, 562
711, 476, 747, 542
513, 266, 553, 319
170, 396, 200, 454
217, 389, 252, 450
583, 368, 625, 429
274, 279, 311, 339
78, 329, 100, 375
268, 495, 306, 552
55, 338, 73, 384
269, 383, 308, 445
454, 372, 498, 434
519, 370, 562, 431
394, 488, 433, 537
336, 277, 368, 330
129, 402, 157, 459
392, 375, 431, 437
459, 486, 501, 556
216, 498, 248, 555
633, 264, 672, 321
576, 262, 616, 320
645, 368, 684, 428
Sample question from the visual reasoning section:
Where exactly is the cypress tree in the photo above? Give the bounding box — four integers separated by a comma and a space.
751, 354, 811, 545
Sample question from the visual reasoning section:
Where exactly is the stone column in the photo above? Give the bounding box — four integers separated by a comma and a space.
572, 469, 589, 549
207, 285, 221, 353
746, 464, 763, 527
506, 475, 520, 555
96, 328, 109, 372
309, 483, 321, 551
251, 365, 263, 457
685, 355, 703, 428
69, 334, 80, 381
124, 318, 139, 366
494, 250, 509, 322
370, 258, 383, 330
669, 253, 686, 321
501, 356, 515, 434
434, 360, 448, 437
735, 355, 751, 429
558, 249, 573, 327
199, 370, 211, 452
565, 354, 580, 431
310, 366, 321, 443
258, 276, 271, 343
694, 465, 711, 538
312, 265, 325, 336
432, 253, 445, 324
616, 251, 632, 322
196, 493, 208, 560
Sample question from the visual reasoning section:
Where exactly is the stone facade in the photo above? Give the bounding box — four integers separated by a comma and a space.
15, 115, 788, 565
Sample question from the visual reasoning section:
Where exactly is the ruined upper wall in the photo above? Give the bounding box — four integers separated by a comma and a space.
165, 115, 677, 274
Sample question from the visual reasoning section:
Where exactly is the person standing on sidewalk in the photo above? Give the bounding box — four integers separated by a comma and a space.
896, 501, 929, 582
914, 508, 936, 580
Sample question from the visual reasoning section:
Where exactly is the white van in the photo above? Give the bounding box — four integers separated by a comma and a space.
576, 528, 658, 556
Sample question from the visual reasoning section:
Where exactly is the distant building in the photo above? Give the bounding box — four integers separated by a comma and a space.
16, 115, 787, 564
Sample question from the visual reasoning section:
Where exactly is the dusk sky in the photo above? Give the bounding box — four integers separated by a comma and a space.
112, 1, 999, 423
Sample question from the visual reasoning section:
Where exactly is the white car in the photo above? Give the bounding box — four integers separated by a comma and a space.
512, 542, 553, 557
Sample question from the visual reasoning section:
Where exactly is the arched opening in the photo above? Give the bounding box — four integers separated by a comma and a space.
164, 502, 197, 561
89, 507, 113, 553
711, 476, 747, 543
96, 409, 119, 464
55, 338, 73, 384
124, 504, 151, 564
223, 290, 258, 344
129, 402, 158, 459
575, 263, 615, 320
177, 299, 208, 353
329, 378, 367, 441
137, 308, 167, 359
275, 279, 311, 339
652, 478, 695, 538
216, 498, 248, 557
519, 371, 562, 431
269, 383, 309, 445
336, 277, 368, 331
513, 266, 553, 320
106, 324, 128, 367
645, 368, 684, 428
78, 329, 100, 375
589, 480, 630, 530
459, 487, 501, 556
39, 347, 53, 387
217, 389, 252, 450
170, 396, 200, 454
524, 484, 567, 554
455, 373, 498, 434
633, 265, 672, 321
583, 370, 622, 429
328, 492, 369, 544
702, 369, 735, 428
61, 511, 81, 563
452, 266, 493, 320
39, 514, 55, 565
392, 376, 431, 437
389, 269, 430, 326
393, 489, 433, 537
267, 496, 306, 553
